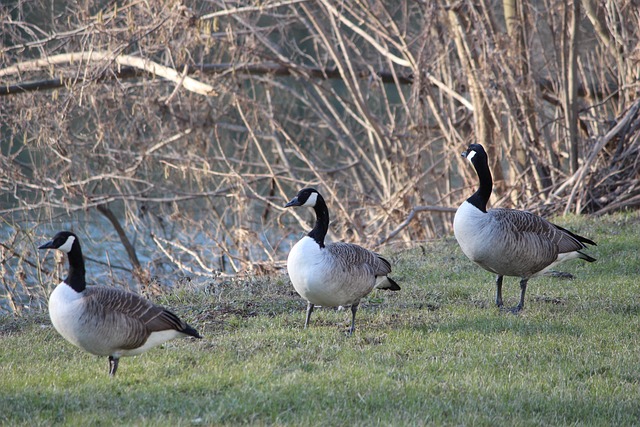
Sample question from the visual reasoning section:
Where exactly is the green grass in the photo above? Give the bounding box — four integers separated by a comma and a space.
1, 212, 639, 426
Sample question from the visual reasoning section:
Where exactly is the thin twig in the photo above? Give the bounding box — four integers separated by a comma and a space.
377, 205, 457, 246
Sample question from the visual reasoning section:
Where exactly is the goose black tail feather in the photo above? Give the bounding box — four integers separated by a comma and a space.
578, 251, 597, 263
554, 223, 597, 247
182, 324, 203, 339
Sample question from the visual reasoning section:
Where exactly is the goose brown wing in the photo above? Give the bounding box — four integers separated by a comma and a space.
552, 223, 596, 252
374, 253, 393, 276
327, 242, 392, 277
491, 208, 589, 254
83, 286, 188, 349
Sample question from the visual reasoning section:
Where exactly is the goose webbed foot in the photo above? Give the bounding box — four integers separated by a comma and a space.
515, 278, 528, 313
508, 304, 524, 314
504, 278, 528, 314
495, 277, 527, 314
497, 304, 522, 314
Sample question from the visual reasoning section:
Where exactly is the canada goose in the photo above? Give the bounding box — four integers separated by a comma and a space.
39, 231, 202, 376
453, 144, 596, 312
284, 188, 400, 334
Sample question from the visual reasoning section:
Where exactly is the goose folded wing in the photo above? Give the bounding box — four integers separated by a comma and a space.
85, 287, 186, 348
492, 208, 588, 254
327, 243, 391, 276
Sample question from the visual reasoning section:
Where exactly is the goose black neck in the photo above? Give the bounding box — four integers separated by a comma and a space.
308, 194, 329, 248
467, 155, 493, 213
65, 241, 87, 292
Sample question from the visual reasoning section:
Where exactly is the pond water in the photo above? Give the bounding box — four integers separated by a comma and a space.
1, 211, 295, 314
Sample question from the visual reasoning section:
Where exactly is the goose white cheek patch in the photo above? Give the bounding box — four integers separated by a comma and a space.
59, 236, 76, 253
303, 192, 318, 207
466, 150, 477, 162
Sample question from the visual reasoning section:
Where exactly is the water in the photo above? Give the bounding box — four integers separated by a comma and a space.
1, 208, 295, 314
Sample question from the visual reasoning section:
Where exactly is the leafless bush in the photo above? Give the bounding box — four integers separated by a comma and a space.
1, 0, 639, 314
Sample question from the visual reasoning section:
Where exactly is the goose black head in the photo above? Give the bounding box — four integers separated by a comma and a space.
461, 144, 487, 164
285, 188, 321, 208
39, 231, 78, 254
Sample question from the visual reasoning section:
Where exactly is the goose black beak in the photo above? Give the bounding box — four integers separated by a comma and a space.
38, 240, 55, 250
284, 197, 301, 208
461, 149, 469, 158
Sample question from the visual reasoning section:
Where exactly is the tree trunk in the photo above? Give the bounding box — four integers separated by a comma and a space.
563, 0, 581, 174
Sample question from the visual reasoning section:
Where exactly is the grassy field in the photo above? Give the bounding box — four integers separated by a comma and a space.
1, 212, 639, 426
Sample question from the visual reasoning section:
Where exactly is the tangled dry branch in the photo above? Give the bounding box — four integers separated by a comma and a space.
1, 0, 639, 314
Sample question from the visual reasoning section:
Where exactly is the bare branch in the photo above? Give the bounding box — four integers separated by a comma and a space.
96, 204, 141, 272
377, 206, 458, 247
199, 0, 309, 20
0, 51, 216, 96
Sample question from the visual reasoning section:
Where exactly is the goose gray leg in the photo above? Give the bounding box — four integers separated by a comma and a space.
511, 278, 528, 314
304, 302, 314, 329
348, 302, 359, 336
495, 275, 504, 308
108, 355, 119, 377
